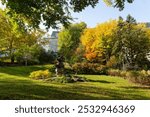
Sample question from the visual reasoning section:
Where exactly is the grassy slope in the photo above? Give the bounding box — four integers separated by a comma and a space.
0, 65, 150, 100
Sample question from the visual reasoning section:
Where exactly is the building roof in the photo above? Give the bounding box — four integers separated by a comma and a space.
51, 31, 59, 39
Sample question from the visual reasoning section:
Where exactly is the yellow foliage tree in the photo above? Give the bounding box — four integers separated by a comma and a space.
81, 20, 117, 62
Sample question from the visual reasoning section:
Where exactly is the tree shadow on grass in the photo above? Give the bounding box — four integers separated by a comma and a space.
0, 65, 52, 77
0, 76, 100, 99
0, 80, 99, 100
1, 77, 149, 100
62, 84, 150, 100
120, 86, 150, 90
0, 71, 150, 100
88, 79, 115, 84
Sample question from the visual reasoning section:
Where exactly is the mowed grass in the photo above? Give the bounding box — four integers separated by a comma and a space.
0, 65, 150, 100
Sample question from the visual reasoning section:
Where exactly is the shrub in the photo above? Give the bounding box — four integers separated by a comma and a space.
46, 75, 87, 83
125, 70, 150, 85
138, 70, 150, 85
147, 70, 150, 76
39, 50, 57, 64
120, 71, 127, 78
107, 69, 121, 76
29, 69, 52, 80
63, 63, 74, 74
95, 66, 108, 75
52, 76, 74, 83
106, 56, 117, 68
140, 70, 148, 76
48, 65, 55, 72
126, 71, 140, 83
107, 69, 150, 85
126, 71, 139, 78
72, 62, 107, 75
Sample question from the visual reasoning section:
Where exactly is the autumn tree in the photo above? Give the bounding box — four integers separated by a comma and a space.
0, 0, 134, 29
80, 28, 97, 62
81, 20, 117, 63
58, 22, 87, 63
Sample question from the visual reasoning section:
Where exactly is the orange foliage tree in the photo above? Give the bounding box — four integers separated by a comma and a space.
81, 20, 117, 63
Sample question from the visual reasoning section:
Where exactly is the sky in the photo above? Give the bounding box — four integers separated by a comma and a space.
72, 0, 150, 28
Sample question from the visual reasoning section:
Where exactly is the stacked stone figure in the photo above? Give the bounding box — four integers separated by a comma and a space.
55, 56, 64, 76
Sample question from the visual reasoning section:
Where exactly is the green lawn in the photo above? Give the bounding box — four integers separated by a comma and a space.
0, 65, 150, 100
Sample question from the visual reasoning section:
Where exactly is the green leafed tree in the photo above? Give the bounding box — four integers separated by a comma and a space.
112, 15, 150, 70
0, 9, 10, 55
13, 29, 46, 65
0, 0, 134, 29
0, 9, 23, 63
14, 44, 42, 66
58, 22, 87, 63
0, 9, 46, 64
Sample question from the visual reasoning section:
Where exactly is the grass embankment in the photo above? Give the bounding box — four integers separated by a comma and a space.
0, 65, 150, 100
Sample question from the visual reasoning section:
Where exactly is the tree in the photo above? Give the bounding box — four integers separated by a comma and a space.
15, 44, 41, 66
0, 0, 134, 29
58, 22, 87, 63
105, 0, 134, 10
14, 29, 46, 65
80, 28, 97, 62
0, 9, 46, 64
0, 9, 11, 55
112, 15, 150, 70
81, 20, 117, 63
0, 9, 22, 63
0, 9, 11, 46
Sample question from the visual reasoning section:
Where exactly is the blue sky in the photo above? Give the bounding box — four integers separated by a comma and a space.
72, 0, 150, 28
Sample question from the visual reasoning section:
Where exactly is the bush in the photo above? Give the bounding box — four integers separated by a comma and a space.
63, 63, 74, 74
29, 69, 52, 80
95, 66, 108, 75
51, 76, 74, 83
120, 71, 127, 78
107, 69, 150, 85
107, 69, 121, 76
127, 71, 150, 85
126, 71, 139, 78
111, 69, 150, 85
39, 50, 57, 64
46, 75, 87, 83
147, 70, 150, 76
126, 71, 140, 83
106, 56, 117, 68
48, 65, 55, 72
140, 70, 148, 77
72, 62, 107, 75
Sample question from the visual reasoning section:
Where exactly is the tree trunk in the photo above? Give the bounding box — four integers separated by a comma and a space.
25, 59, 28, 66
11, 55, 14, 64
